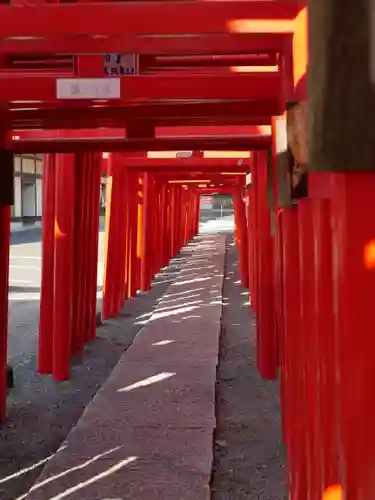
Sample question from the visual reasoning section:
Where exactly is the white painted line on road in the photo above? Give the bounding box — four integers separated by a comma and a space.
9, 294, 40, 301
8, 291, 103, 301
10, 265, 40, 270
10, 256, 42, 260
10, 280, 35, 285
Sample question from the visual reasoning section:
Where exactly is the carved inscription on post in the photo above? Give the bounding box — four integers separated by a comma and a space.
287, 101, 308, 199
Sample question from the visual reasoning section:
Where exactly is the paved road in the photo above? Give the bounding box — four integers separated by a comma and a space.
7, 215, 233, 366
8, 226, 105, 366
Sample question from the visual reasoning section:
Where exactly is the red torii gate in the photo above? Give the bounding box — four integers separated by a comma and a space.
0, 0, 295, 469
2, 2, 360, 500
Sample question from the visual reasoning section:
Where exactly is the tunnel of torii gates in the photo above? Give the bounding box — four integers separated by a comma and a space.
1, 0, 375, 499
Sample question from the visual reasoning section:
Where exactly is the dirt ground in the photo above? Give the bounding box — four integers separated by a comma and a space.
211, 238, 287, 500
0, 233, 287, 500
0, 252, 189, 500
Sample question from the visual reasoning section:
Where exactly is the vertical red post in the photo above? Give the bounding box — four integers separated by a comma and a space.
233, 185, 249, 288
247, 185, 256, 308
310, 195, 340, 492
250, 158, 259, 314
86, 152, 101, 341
329, 172, 375, 499
170, 186, 177, 258
174, 186, 182, 253
102, 159, 114, 319
141, 172, 152, 291
52, 154, 75, 381
254, 151, 277, 380
71, 152, 86, 355
136, 177, 143, 292
159, 182, 168, 267
165, 187, 172, 261
102, 155, 123, 318
38, 154, 56, 374
123, 170, 130, 303
280, 206, 307, 500
116, 165, 127, 313
127, 172, 138, 298
298, 199, 322, 500
0, 144, 12, 422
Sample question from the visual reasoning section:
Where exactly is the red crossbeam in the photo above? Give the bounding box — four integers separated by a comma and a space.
154, 171, 245, 178
13, 125, 267, 140
142, 168, 247, 174
149, 54, 278, 67
101, 158, 250, 169
8, 100, 276, 129
0, 73, 280, 102
0, 34, 290, 57
10, 135, 270, 154
0, 2, 300, 39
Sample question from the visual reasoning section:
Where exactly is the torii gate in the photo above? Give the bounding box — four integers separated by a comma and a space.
4, 1, 373, 500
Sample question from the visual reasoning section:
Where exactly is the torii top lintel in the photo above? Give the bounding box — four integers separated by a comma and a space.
0, 1, 302, 40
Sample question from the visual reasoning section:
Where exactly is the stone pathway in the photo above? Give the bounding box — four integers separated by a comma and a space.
0, 240, 191, 500
1, 217, 286, 500
24, 234, 226, 500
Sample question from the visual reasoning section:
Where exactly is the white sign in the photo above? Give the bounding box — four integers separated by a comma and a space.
104, 53, 138, 77
246, 172, 252, 186
56, 78, 121, 99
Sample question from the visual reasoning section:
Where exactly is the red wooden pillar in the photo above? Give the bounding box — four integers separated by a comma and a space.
280, 206, 307, 500
275, 208, 286, 443
194, 193, 200, 236
165, 187, 172, 261
127, 172, 138, 298
71, 152, 87, 355
298, 199, 322, 500
136, 177, 143, 292
187, 194, 193, 240
114, 168, 127, 311
329, 172, 375, 499
185, 193, 190, 243
170, 186, 177, 258
159, 182, 168, 267
102, 158, 115, 319
174, 186, 182, 253
246, 185, 256, 307
122, 170, 130, 303
53, 154, 75, 381
140, 172, 153, 291
254, 151, 277, 380
0, 145, 13, 421
233, 186, 249, 288
310, 194, 339, 493
149, 175, 158, 280
251, 159, 259, 314
102, 155, 125, 318
38, 154, 56, 374
85, 152, 101, 341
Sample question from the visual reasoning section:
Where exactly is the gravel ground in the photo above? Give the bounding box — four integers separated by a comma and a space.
1, 220, 286, 500
211, 237, 287, 500
0, 244, 194, 500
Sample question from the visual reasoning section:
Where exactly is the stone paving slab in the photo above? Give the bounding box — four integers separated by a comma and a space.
26, 427, 212, 500
78, 363, 217, 429
25, 234, 226, 500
